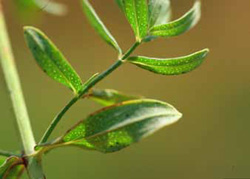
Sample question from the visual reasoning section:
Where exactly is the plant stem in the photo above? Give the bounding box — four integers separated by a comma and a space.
0, 3, 35, 156
0, 2, 44, 178
39, 96, 78, 144
0, 150, 20, 157
39, 41, 140, 144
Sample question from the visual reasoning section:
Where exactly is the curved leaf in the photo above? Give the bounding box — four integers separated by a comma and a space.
24, 26, 83, 94
127, 49, 209, 75
120, 0, 149, 41
150, 1, 201, 37
59, 99, 182, 153
86, 89, 142, 106
0, 157, 24, 179
148, 0, 171, 28
14, 0, 67, 16
82, 0, 122, 54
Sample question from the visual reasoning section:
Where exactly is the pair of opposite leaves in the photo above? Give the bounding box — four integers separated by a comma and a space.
23, 0, 208, 153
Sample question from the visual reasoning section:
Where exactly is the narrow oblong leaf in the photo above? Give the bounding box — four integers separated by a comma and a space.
86, 89, 142, 106
148, 0, 171, 28
0, 157, 24, 179
150, 1, 201, 37
24, 26, 83, 94
120, 0, 149, 41
82, 0, 122, 54
127, 49, 209, 75
58, 99, 182, 153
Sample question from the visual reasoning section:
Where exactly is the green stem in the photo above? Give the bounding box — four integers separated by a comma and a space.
0, 3, 35, 156
0, 150, 20, 157
39, 97, 78, 144
0, 2, 44, 179
39, 41, 140, 144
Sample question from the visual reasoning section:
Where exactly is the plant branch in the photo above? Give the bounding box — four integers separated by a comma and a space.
0, 2, 44, 178
39, 41, 140, 144
39, 96, 78, 144
0, 150, 20, 157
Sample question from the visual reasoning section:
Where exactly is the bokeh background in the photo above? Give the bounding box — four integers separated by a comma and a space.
1, 0, 250, 178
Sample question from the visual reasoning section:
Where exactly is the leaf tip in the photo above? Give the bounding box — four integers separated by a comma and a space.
195, 0, 202, 6
194, 0, 202, 15
204, 48, 210, 52
169, 105, 183, 123
23, 26, 33, 33
177, 111, 183, 120
201, 48, 210, 58
23, 26, 40, 36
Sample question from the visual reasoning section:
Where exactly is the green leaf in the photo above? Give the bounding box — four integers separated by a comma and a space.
59, 99, 182, 153
14, 0, 67, 16
86, 89, 142, 106
120, 0, 149, 41
24, 26, 83, 94
127, 49, 209, 75
0, 157, 24, 179
82, 0, 122, 54
150, 1, 201, 37
148, 0, 171, 28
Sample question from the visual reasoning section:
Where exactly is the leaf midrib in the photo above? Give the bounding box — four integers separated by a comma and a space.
130, 54, 206, 67
132, 0, 140, 38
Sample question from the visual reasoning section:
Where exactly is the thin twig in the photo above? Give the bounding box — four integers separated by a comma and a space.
0, 150, 20, 157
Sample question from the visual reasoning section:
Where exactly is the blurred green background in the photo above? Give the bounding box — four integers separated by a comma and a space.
1, 0, 250, 178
